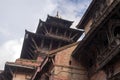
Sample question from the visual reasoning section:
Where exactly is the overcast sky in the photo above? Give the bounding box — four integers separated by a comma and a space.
0, 0, 91, 70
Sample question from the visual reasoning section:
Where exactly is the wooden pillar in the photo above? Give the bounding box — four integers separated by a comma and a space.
64, 30, 67, 37
55, 28, 59, 35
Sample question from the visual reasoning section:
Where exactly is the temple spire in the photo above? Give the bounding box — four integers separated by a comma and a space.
56, 11, 60, 18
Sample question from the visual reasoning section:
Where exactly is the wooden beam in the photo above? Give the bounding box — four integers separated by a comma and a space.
31, 38, 39, 50
8, 67, 13, 76
30, 43, 36, 49
26, 49, 34, 59
28, 48, 34, 55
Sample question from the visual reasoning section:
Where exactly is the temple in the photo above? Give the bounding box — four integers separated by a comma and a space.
32, 0, 120, 80
20, 15, 83, 61
0, 14, 83, 80
0, 0, 120, 80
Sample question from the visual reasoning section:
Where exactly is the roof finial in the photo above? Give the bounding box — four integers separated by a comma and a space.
56, 11, 60, 18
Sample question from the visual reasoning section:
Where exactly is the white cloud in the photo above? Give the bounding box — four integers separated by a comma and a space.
52, 0, 91, 28
0, 38, 23, 70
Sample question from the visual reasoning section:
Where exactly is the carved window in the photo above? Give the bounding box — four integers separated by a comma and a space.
69, 60, 72, 65
114, 26, 120, 38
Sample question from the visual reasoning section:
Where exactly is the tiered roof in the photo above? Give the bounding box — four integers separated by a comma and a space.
0, 15, 83, 80
36, 20, 82, 42
46, 15, 73, 28
20, 30, 70, 59
21, 15, 83, 60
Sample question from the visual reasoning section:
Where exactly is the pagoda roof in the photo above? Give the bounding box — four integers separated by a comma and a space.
5, 62, 35, 73
5, 62, 35, 70
20, 30, 71, 60
46, 15, 73, 28
36, 20, 84, 42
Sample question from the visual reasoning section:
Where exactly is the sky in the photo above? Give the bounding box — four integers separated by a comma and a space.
0, 0, 92, 70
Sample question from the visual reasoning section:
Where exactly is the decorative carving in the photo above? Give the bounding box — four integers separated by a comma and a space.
93, 0, 109, 22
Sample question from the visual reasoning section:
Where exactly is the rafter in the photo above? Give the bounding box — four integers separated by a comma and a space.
30, 43, 37, 50
31, 38, 39, 50
26, 49, 34, 59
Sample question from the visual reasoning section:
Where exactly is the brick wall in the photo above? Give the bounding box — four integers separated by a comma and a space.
50, 43, 88, 80
15, 59, 40, 67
